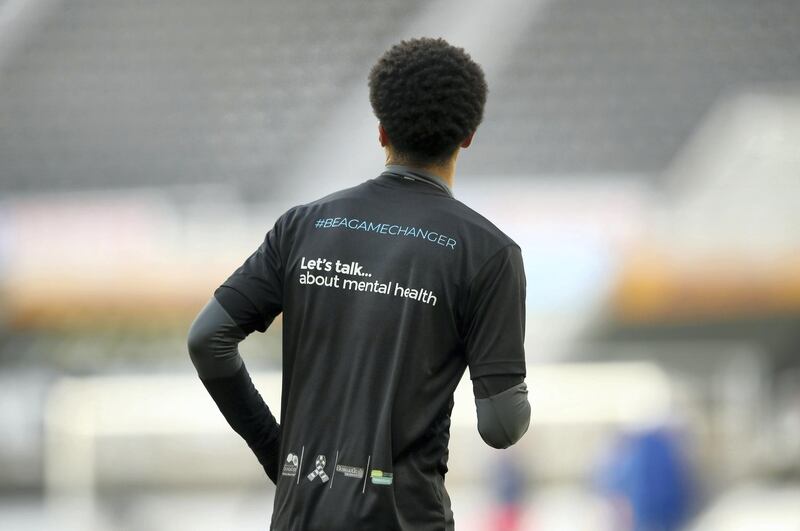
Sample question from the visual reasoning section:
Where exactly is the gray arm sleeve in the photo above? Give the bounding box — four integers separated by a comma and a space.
187, 297, 247, 379
475, 382, 531, 449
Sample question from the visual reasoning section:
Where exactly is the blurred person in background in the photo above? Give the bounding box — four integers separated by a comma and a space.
487, 451, 529, 531
187, 38, 531, 530
595, 427, 697, 531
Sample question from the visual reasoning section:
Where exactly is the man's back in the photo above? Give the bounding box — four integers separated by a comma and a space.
219, 170, 525, 530
188, 38, 530, 531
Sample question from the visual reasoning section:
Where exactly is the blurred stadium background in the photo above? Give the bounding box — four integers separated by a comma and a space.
1, 0, 799, 529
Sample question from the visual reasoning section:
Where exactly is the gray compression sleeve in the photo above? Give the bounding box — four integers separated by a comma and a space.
475, 382, 531, 449
187, 297, 246, 379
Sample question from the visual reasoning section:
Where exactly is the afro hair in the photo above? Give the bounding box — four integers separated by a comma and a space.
368, 37, 488, 166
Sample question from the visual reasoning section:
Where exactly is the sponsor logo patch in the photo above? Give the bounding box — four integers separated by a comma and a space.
335, 464, 365, 479
307, 455, 330, 484
282, 453, 299, 477
370, 469, 394, 486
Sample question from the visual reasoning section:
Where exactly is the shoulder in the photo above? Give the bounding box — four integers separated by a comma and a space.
272, 183, 370, 229
282, 183, 370, 219
447, 197, 519, 250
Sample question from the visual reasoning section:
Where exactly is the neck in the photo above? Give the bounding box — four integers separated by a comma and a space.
385, 155, 456, 189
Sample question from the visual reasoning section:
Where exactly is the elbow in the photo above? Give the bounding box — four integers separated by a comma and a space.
187, 297, 245, 379
187, 316, 211, 367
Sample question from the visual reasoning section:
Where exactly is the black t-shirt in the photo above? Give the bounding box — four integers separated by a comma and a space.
219, 170, 526, 531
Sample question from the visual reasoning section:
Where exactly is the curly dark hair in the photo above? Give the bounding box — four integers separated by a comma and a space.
368, 37, 488, 166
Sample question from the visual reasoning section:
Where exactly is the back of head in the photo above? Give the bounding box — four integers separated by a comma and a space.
368, 37, 488, 166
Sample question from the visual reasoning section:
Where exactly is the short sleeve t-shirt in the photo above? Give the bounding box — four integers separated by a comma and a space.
220, 170, 526, 531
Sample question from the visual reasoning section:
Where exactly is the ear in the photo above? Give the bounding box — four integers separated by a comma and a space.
378, 124, 390, 147
461, 132, 475, 149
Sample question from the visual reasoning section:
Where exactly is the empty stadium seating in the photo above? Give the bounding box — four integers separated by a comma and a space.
1, 0, 799, 192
